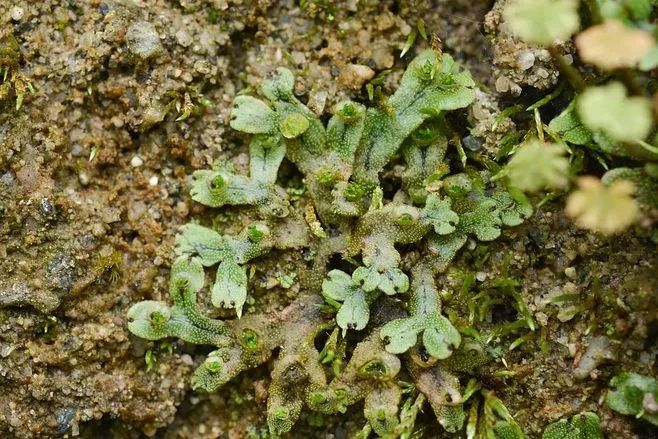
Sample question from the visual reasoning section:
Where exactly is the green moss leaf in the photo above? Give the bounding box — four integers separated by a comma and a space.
549, 102, 593, 145
175, 224, 229, 266
261, 67, 295, 101
322, 269, 358, 301
249, 135, 286, 185
493, 189, 534, 227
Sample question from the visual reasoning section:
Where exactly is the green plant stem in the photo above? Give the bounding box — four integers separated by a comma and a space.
548, 45, 586, 93
584, 0, 602, 24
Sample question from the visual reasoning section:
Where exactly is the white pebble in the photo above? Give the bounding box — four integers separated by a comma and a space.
149, 176, 159, 186
10, 6, 24, 21
495, 75, 510, 93
130, 156, 144, 167
517, 50, 535, 71
175, 29, 193, 48
564, 267, 577, 279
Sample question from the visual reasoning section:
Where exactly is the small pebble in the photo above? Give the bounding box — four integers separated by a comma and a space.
462, 135, 482, 152
126, 21, 163, 60
149, 176, 158, 186
175, 29, 193, 48
78, 172, 89, 186
338, 64, 375, 90
564, 266, 577, 279
495, 75, 510, 93
10, 6, 24, 21
130, 156, 143, 167
517, 50, 535, 70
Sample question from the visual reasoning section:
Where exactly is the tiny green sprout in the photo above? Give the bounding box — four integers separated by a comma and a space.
279, 113, 310, 138
315, 168, 339, 186
310, 392, 328, 406
418, 58, 438, 82
336, 101, 363, 123
395, 212, 415, 227
503, 0, 580, 46
176, 271, 193, 287
343, 182, 366, 201
358, 359, 389, 379
208, 174, 227, 192
411, 125, 441, 145
204, 358, 223, 373
269, 407, 293, 435
149, 311, 168, 330
247, 224, 266, 243
241, 328, 259, 350
145, 347, 157, 372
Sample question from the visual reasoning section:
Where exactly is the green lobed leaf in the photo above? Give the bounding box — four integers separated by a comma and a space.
503, 0, 580, 46
421, 194, 460, 235
212, 261, 248, 317
175, 224, 229, 266
506, 140, 569, 193
230, 95, 277, 134
336, 288, 370, 332
577, 82, 653, 143
457, 199, 503, 241
322, 270, 358, 301
422, 313, 462, 359
249, 135, 286, 185
607, 372, 658, 426
380, 316, 424, 354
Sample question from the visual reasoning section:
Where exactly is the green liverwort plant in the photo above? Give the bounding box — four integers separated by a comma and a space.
127, 49, 534, 436
607, 372, 658, 426
542, 412, 603, 439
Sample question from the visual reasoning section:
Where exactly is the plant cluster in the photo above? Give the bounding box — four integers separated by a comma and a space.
127, 50, 540, 436
501, 0, 658, 236
126, 0, 658, 435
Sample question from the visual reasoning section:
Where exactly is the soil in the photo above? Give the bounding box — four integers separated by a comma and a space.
0, 0, 656, 438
